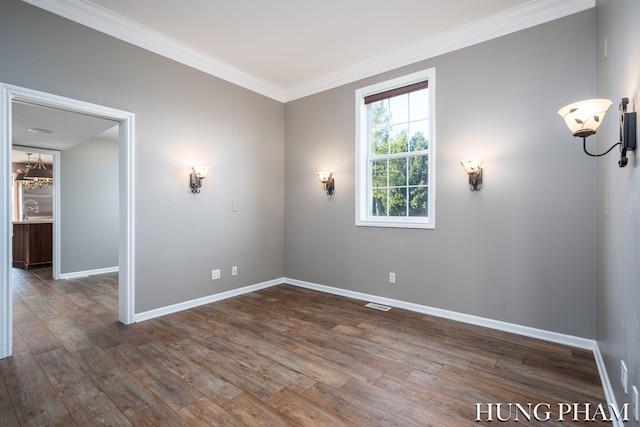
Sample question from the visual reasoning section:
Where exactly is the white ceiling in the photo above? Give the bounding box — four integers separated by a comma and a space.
12, 102, 118, 162
23, 0, 595, 102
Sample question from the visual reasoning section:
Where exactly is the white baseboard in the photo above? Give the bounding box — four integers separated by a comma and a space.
134, 277, 284, 323
593, 343, 623, 427
59, 266, 119, 280
134, 275, 598, 349
130, 275, 617, 422
285, 278, 623, 423
284, 278, 596, 350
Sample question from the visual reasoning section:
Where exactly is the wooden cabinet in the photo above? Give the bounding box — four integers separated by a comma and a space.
12, 222, 53, 269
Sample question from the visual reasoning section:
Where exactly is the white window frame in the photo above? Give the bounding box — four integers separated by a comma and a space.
355, 68, 436, 229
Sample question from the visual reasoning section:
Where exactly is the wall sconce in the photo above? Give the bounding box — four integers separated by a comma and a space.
190, 166, 210, 193
460, 159, 483, 191
558, 98, 636, 167
317, 171, 334, 195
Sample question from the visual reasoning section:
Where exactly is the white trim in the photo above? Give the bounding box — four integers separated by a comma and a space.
0, 86, 12, 359
285, 277, 596, 350
285, 0, 595, 101
21, 0, 285, 103
292, 271, 619, 421
593, 343, 624, 427
21, 0, 595, 103
118, 116, 135, 325
133, 274, 599, 351
134, 278, 284, 323
355, 68, 436, 230
59, 266, 118, 280
0, 83, 135, 359
123, 273, 620, 419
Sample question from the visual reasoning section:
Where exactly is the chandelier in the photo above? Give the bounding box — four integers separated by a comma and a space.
15, 153, 53, 191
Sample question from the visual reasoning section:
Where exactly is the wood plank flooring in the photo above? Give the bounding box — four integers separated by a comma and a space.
0, 267, 610, 426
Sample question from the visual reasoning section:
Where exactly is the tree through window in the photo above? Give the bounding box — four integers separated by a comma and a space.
356, 69, 435, 229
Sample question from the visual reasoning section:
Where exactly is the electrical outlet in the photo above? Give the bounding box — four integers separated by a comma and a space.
232, 266, 238, 276
621, 360, 628, 394
211, 269, 220, 280
632, 385, 639, 421
389, 272, 396, 283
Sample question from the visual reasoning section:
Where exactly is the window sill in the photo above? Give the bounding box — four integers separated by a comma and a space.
355, 219, 435, 230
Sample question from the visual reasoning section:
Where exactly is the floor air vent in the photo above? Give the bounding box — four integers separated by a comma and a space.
365, 302, 391, 311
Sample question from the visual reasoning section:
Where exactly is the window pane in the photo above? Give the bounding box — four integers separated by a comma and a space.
389, 94, 409, 125
371, 129, 389, 155
408, 155, 428, 186
370, 101, 390, 155
371, 159, 387, 188
409, 187, 428, 217
389, 158, 407, 187
356, 68, 435, 228
371, 188, 387, 216
389, 125, 408, 154
409, 120, 429, 151
409, 89, 429, 120
388, 187, 407, 216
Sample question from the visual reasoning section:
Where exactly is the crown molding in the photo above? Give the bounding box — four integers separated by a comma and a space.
284, 0, 596, 101
21, 0, 286, 102
22, 0, 594, 104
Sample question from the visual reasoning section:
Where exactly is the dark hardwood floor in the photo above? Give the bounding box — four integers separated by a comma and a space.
0, 267, 610, 426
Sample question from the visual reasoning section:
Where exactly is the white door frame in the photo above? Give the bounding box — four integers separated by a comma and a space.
1, 83, 135, 359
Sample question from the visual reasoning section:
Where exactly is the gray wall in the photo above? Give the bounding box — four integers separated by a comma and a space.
596, 0, 640, 415
60, 137, 118, 274
1, 0, 284, 312
1, 0, 609, 343
284, 11, 598, 338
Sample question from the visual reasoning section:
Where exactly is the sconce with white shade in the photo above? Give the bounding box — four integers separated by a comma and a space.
460, 159, 483, 191
317, 171, 334, 195
557, 97, 636, 167
190, 166, 210, 193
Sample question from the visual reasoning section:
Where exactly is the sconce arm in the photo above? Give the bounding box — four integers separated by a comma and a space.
581, 138, 621, 157
581, 97, 636, 167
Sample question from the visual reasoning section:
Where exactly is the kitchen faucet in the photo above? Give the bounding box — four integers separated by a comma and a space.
22, 199, 39, 220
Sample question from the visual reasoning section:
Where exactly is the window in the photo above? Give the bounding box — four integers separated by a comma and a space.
355, 68, 435, 229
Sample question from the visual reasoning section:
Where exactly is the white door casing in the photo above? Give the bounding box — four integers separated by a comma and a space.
0, 83, 135, 359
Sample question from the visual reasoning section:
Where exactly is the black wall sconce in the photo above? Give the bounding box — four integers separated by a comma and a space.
558, 98, 636, 167
190, 166, 210, 193
317, 171, 334, 195
460, 159, 483, 191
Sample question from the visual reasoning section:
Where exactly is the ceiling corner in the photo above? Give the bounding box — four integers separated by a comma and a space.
22, 0, 595, 104
21, 0, 286, 102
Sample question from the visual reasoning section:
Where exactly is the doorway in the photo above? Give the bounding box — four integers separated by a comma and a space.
1, 83, 136, 359
11, 148, 57, 274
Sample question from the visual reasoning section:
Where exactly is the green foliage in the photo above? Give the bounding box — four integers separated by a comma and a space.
369, 96, 429, 218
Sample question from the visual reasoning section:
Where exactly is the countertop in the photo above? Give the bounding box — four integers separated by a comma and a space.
12, 219, 54, 224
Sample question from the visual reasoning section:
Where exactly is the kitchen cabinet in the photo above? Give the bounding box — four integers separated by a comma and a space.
12, 221, 53, 269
